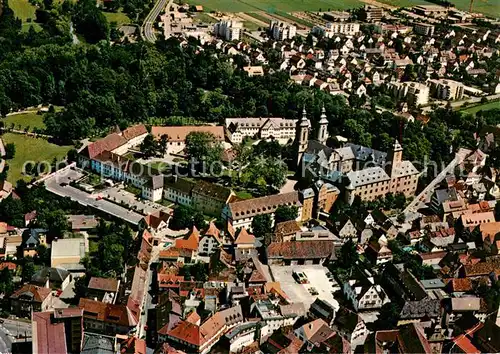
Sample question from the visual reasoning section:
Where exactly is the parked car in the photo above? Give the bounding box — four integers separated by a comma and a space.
293, 271, 309, 284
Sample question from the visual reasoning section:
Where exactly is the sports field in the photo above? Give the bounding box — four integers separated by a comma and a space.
460, 100, 500, 115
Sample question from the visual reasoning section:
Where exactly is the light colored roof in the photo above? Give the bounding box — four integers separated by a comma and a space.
151, 126, 224, 142
392, 161, 419, 177
461, 211, 495, 227
67, 215, 98, 230
346, 167, 390, 188
51, 238, 86, 259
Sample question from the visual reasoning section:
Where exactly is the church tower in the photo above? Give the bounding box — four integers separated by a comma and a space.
317, 105, 329, 145
387, 139, 403, 193
296, 107, 309, 167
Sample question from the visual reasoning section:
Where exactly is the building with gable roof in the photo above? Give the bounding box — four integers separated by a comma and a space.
10, 284, 53, 317
198, 222, 222, 256
78, 298, 138, 335
225, 117, 298, 144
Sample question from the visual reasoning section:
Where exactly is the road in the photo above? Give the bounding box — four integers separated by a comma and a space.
404, 148, 470, 214
45, 168, 144, 225
0, 318, 32, 353
142, 0, 171, 42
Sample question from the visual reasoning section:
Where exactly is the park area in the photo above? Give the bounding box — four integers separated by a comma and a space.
2, 111, 46, 131
2, 133, 73, 184
460, 100, 500, 115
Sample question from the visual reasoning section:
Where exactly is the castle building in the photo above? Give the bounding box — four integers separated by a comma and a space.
295, 108, 419, 204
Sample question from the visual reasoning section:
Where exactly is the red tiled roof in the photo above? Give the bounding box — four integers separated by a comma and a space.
175, 227, 200, 251
446, 278, 473, 292
11, 284, 51, 303
0, 262, 16, 271
185, 311, 201, 325
453, 335, 480, 354
121, 124, 147, 141
464, 258, 500, 277
167, 321, 201, 347
78, 298, 137, 327
32, 311, 67, 354
88, 277, 119, 292
85, 133, 127, 159
235, 228, 255, 245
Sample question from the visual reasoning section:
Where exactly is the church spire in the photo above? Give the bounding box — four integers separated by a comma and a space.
296, 107, 309, 168
317, 105, 329, 145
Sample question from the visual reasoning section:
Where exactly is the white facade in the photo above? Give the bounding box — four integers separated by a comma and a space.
427, 79, 464, 100
392, 81, 430, 107
225, 117, 297, 144
142, 185, 163, 202
215, 20, 242, 41
270, 21, 297, 40
313, 22, 360, 38
198, 235, 220, 256
343, 280, 390, 311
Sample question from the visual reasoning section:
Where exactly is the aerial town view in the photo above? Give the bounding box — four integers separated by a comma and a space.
0, 0, 499, 352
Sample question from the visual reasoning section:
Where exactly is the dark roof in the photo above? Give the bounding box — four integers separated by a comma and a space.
22, 228, 48, 247
81, 333, 116, 354
397, 323, 431, 354
163, 176, 196, 194
399, 298, 441, 320
334, 307, 362, 333
309, 298, 336, 322
31, 267, 70, 285
345, 143, 387, 164
473, 320, 500, 353
192, 180, 232, 202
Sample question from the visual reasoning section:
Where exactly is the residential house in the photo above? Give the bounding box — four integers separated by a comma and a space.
87, 277, 120, 304
198, 222, 222, 256
78, 298, 138, 335
11, 285, 53, 317
234, 228, 258, 262
294, 318, 337, 352
332, 307, 369, 350
398, 298, 442, 326
31, 267, 72, 291
21, 228, 48, 258
343, 275, 389, 311
67, 215, 98, 233
308, 298, 337, 326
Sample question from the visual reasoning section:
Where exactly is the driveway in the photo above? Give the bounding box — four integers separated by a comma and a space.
99, 185, 171, 216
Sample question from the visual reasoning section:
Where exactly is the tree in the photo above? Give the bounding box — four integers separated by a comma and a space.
185, 131, 223, 174
158, 134, 169, 155
169, 205, 205, 230
274, 205, 298, 224
38, 209, 69, 238
4, 143, 15, 159
35, 244, 50, 265
374, 303, 402, 330
251, 214, 272, 239
21, 259, 36, 282
0, 267, 14, 295
74, 0, 110, 43
140, 133, 159, 158
337, 239, 358, 270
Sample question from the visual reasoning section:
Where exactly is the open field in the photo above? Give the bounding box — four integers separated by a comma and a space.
460, 100, 500, 115
2, 112, 45, 131
449, 0, 499, 14
187, 0, 494, 14
2, 133, 73, 183
187, 0, 431, 12
103, 11, 131, 25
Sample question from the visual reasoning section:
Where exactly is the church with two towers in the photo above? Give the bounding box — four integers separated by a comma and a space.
295, 107, 420, 204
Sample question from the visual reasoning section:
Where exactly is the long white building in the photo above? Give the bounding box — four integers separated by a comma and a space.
313, 22, 360, 38
214, 20, 242, 41
225, 117, 297, 144
269, 21, 297, 40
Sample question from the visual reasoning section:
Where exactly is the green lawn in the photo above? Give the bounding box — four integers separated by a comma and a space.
2, 112, 45, 131
2, 133, 73, 184
9, 0, 36, 21
246, 12, 271, 25
449, 0, 499, 14
243, 20, 261, 30
103, 11, 131, 25
235, 190, 253, 199
460, 100, 500, 115
194, 12, 217, 23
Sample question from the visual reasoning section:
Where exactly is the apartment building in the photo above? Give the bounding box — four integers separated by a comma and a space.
414, 23, 435, 36
427, 79, 464, 100
269, 21, 297, 40
392, 81, 430, 107
214, 20, 242, 41
313, 22, 360, 38
362, 5, 383, 22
